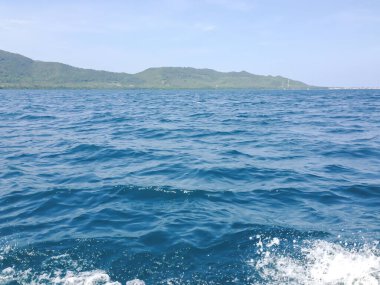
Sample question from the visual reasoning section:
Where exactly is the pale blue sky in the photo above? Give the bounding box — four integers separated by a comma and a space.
1, 0, 379, 87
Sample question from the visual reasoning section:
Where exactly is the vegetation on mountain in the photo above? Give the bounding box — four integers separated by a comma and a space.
0, 50, 318, 89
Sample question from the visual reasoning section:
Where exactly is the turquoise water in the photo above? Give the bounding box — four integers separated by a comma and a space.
0, 89, 379, 284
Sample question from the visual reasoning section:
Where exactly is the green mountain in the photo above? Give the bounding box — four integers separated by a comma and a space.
0, 49, 318, 89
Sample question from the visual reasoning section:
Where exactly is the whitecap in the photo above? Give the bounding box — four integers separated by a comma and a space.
0, 268, 124, 285
252, 239, 380, 285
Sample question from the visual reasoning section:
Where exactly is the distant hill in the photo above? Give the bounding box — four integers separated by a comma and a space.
0, 49, 319, 89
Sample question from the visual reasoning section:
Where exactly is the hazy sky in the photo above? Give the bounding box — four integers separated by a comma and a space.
1, 0, 379, 87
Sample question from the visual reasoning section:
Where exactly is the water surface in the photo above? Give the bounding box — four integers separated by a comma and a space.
0, 89, 379, 284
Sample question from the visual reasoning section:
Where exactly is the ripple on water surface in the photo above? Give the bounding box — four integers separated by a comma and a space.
0, 89, 379, 284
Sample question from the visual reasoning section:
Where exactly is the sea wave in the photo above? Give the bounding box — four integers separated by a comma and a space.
253, 239, 380, 285
1, 237, 379, 284
1, 89, 379, 284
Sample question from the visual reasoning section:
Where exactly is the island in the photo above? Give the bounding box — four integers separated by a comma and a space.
0, 49, 320, 89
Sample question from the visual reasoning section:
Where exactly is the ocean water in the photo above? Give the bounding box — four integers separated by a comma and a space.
0, 89, 379, 285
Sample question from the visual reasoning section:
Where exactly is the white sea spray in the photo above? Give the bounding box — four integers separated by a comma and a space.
252, 239, 380, 285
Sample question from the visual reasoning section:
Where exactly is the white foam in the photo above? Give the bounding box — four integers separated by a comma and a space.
50, 270, 121, 285
0, 267, 15, 283
0, 245, 12, 261
253, 239, 380, 285
0, 267, 149, 285
0, 247, 147, 285
267, 237, 280, 248
126, 279, 145, 285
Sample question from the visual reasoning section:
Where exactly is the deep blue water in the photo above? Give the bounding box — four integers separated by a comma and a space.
0, 89, 379, 284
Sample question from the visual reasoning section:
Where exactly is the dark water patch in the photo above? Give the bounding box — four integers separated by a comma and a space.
322, 146, 380, 159
323, 164, 358, 174
18, 114, 57, 120
220, 149, 254, 158
335, 184, 380, 199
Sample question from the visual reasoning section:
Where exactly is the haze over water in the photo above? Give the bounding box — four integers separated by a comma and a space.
0, 89, 379, 284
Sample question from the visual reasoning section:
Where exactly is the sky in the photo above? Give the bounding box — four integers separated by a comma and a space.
0, 0, 379, 87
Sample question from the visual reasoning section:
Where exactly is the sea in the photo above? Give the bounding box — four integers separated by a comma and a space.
0, 89, 379, 284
